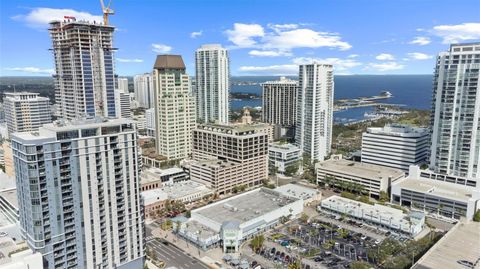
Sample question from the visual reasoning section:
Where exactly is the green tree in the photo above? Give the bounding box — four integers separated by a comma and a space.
473, 210, 480, 222
250, 235, 265, 252
350, 261, 371, 269
300, 213, 309, 224
379, 191, 389, 203
284, 162, 300, 176
287, 260, 302, 269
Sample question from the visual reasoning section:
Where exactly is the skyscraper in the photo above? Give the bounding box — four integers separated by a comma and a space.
153, 55, 196, 159
12, 118, 145, 269
117, 77, 129, 93
3, 92, 52, 136
195, 44, 230, 124
133, 73, 154, 108
115, 89, 132, 118
49, 20, 117, 119
262, 76, 297, 127
295, 63, 334, 162
430, 43, 480, 179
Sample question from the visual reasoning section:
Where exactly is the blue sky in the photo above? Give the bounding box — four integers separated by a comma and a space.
1, 0, 479, 76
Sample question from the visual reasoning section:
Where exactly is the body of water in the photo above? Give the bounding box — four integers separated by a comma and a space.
231, 75, 432, 123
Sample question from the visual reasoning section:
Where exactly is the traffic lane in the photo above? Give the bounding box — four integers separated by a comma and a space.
147, 238, 210, 269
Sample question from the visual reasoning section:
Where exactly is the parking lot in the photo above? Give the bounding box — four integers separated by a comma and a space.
243, 207, 414, 269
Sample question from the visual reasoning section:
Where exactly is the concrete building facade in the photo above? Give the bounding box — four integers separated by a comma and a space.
3, 92, 52, 136
190, 123, 268, 194
295, 64, 334, 163
195, 44, 230, 124
268, 142, 301, 174
153, 55, 196, 160
316, 159, 405, 198
133, 73, 154, 109
262, 77, 297, 128
362, 124, 430, 172
430, 43, 480, 180
49, 20, 117, 119
11, 118, 145, 269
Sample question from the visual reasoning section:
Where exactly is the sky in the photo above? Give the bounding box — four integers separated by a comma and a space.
0, 0, 479, 76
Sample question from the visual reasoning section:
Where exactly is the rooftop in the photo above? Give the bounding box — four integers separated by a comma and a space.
366, 124, 429, 138
317, 159, 405, 180
322, 195, 423, 227
196, 123, 270, 136
269, 142, 300, 153
141, 167, 185, 184
274, 184, 320, 201
160, 181, 212, 200
193, 188, 299, 225
142, 189, 169, 205
414, 221, 480, 269
154, 55, 186, 70
393, 177, 478, 202
262, 76, 298, 85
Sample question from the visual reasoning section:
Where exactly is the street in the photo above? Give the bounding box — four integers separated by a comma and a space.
147, 238, 211, 269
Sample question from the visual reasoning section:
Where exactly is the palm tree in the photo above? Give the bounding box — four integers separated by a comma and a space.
287, 260, 302, 269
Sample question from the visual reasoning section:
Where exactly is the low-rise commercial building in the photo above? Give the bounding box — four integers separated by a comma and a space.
176, 188, 303, 252
320, 195, 425, 236
274, 184, 321, 205
140, 167, 188, 191
361, 124, 430, 172
316, 159, 405, 198
0, 246, 43, 269
142, 189, 169, 219
269, 142, 301, 175
391, 166, 480, 220
142, 181, 213, 219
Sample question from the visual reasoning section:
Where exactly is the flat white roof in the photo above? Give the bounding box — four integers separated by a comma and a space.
160, 181, 212, 200
317, 159, 405, 180
142, 189, 168, 205
269, 142, 300, 153
274, 184, 319, 201
393, 177, 478, 202
193, 188, 299, 225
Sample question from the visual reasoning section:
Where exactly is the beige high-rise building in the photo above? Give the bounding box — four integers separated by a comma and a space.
3, 92, 52, 136
189, 123, 269, 194
153, 55, 196, 160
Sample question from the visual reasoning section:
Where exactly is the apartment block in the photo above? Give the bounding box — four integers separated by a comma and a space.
195, 44, 230, 124
295, 63, 334, 162
3, 92, 52, 136
12, 118, 144, 269
49, 20, 117, 119
430, 43, 480, 180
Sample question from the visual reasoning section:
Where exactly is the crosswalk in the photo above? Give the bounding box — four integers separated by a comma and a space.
145, 235, 156, 241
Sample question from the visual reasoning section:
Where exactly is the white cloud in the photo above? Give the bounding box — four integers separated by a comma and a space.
292, 57, 362, 71
263, 28, 352, 51
268, 23, 299, 32
432, 23, 480, 44
366, 62, 404, 72
225, 23, 265, 47
375, 53, 395, 61
190, 31, 202, 38
248, 50, 292, 57
407, 52, 433, 60
12, 8, 102, 29
4, 67, 54, 74
347, 54, 359, 58
409, 36, 431, 45
238, 64, 298, 75
239, 56, 361, 75
152, 44, 172, 53
116, 58, 143, 63
225, 23, 351, 52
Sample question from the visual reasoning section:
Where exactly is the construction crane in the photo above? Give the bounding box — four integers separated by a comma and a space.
100, 0, 114, 25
